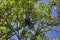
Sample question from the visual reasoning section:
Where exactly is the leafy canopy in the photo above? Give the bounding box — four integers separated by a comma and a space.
0, 0, 60, 40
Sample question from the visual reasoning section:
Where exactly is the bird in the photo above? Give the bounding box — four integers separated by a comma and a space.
24, 18, 32, 26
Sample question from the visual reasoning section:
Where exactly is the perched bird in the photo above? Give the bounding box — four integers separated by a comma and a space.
24, 18, 32, 26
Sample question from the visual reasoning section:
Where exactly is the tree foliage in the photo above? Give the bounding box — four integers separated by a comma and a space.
0, 0, 60, 40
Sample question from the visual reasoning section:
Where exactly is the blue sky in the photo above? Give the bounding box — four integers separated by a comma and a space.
42, 0, 60, 40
